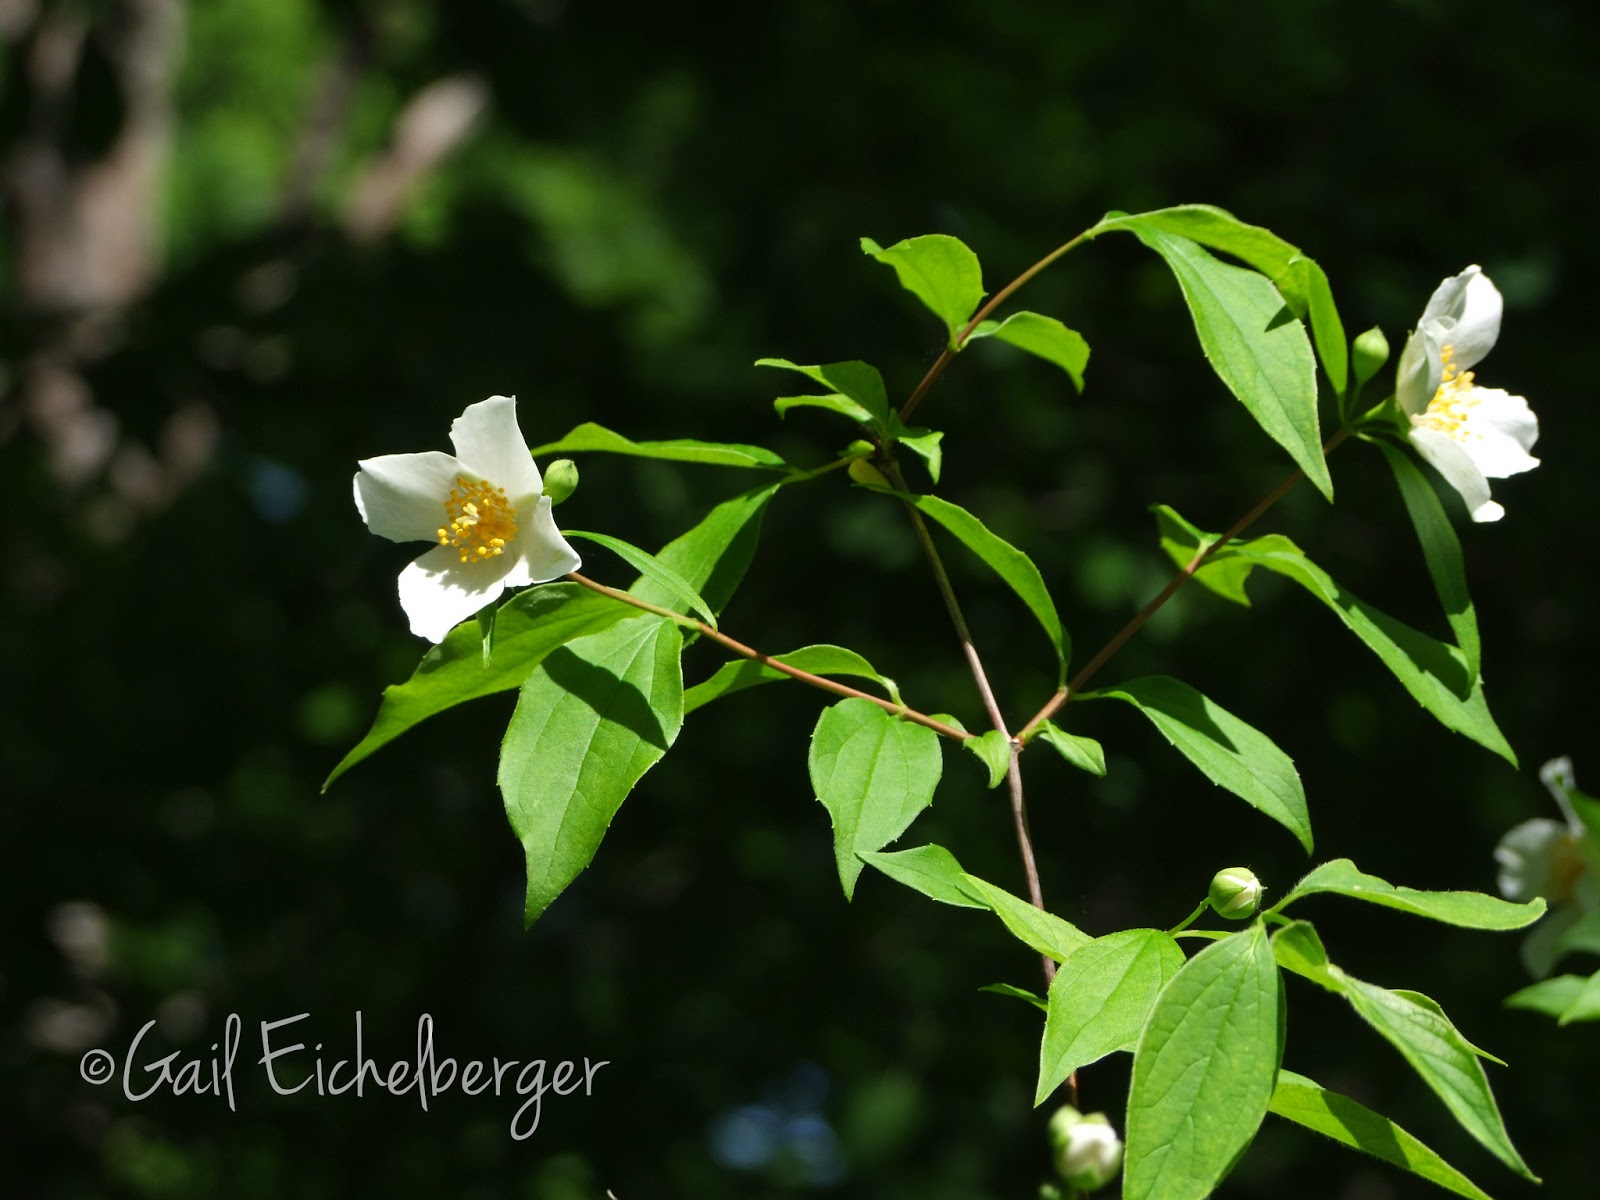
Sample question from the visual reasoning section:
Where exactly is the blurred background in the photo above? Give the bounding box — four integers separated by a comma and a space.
2, 1, 1596, 1196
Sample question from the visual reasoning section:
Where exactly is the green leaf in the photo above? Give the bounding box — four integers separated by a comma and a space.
980, 982, 1048, 1012
895, 491, 1069, 683
963, 729, 1011, 789
1554, 909, 1600, 958
1342, 976, 1535, 1179
1095, 205, 1348, 397
859, 845, 1091, 959
1151, 504, 1256, 606
858, 843, 989, 910
1036, 929, 1185, 1104
1504, 974, 1590, 1019
529, 422, 790, 470
1083, 675, 1312, 853
326, 584, 640, 788
636, 483, 780, 615
861, 233, 984, 345
1120, 226, 1332, 499
475, 601, 498, 667
1154, 508, 1515, 764
563, 530, 718, 628
968, 310, 1089, 391
1269, 1069, 1495, 1200
1270, 920, 1345, 991
1125, 923, 1282, 1200
1557, 971, 1600, 1024
1379, 442, 1481, 677
683, 643, 890, 715
893, 425, 944, 484
756, 358, 890, 426
1273, 859, 1544, 930
1034, 722, 1107, 776
500, 617, 684, 925
810, 699, 943, 899
773, 392, 877, 426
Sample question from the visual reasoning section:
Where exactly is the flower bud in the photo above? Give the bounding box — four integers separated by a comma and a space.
1047, 1107, 1123, 1192
1352, 325, 1391, 389
848, 456, 890, 487
543, 459, 579, 505
1209, 866, 1264, 919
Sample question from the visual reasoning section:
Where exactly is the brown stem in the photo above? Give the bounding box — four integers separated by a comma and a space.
1019, 430, 1349, 740
899, 228, 1093, 425
564, 572, 971, 742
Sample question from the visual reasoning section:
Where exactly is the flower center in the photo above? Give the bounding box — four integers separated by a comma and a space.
1415, 344, 1484, 440
436, 475, 518, 564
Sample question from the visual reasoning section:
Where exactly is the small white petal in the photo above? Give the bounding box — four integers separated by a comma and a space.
1419, 265, 1502, 370
1494, 817, 1569, 900
397, 544, 512, 642
449, 396, 544, 500
1466, 389, 1539, 476
500, 495, 582, 587
354, 451, 464, 542
1408, 426, 1500, 521
1396, 327, 1441, 416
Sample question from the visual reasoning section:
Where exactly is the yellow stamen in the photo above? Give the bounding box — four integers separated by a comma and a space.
1415, 344, 1483, 441
440, 475, 518, 564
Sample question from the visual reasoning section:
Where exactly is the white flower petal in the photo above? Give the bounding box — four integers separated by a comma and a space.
1466, 388, 1539, 477
1408, 426, 1501, 521
1396, 327, 1440, 415
1495, 818, 1569, 901
1419, 265, 1502, 370
449, 395, 544, 500
501, 495, 582, 587
397, 543, 512, 642
354, 451, 464, 542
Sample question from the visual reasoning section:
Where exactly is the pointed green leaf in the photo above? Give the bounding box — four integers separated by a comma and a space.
326, 585, 641, 788
1273, 859, 1543, 930
1556, 971, 1600, 1024
564, 530, 718, 628
895, 491, 1069, 682
1504, 974, 1591, 1019
861, 234, 984, 345
1151, 504, 1256, 606
501, 617, 684, 925
1036, 929, 1185, 1104
963, 729, 1011, 789
859, 845, 1090, 958
773, 392, 877, 425
1083, 675, 1312, 853
756, 358, 890, 426
1034, 722, 1107, 776
1270, 920, 1345, 991
1342, 977, 1536, 1179
1269, 1069, 1495, 1200
683, 643, 889, 715
1095, 205, 1347, 396
1121, 226, 1331, 499
1125, 923, 1282, 1200
529, 422, 790, 470
893, 426, 944, 484
1379, 442, 1481, 677
810, 699, 942, 899
858, 843, 989, 909
968, 310, 1090, 391
1153, 508, 1514, 763
981, 982, 1048, 1012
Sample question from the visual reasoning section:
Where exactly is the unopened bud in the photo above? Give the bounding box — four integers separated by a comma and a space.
543, 459, 579, 505
1352, 325, 1391, 389
848, 457, 890, 487
1209, 866, 1264, 919
1047, 1107, 1123, 1192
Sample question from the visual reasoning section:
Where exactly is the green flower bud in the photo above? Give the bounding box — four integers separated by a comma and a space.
1209, 866, 1264, 919
543, 459, 579, 506
848, 457, 890, 487
1047, 1107, 1123, 1192
1352, 325, 1391, 389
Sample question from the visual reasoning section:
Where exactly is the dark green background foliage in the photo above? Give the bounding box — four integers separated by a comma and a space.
2, 1, 1595, 1195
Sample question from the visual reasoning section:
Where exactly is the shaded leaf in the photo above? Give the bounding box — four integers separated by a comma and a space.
1034, 722, 1107, 776
683, 643, 890, 715
529, 421, 790, 470
968, 310, 1089, 390
861, 233, 984, 345
757, 358, 890, 425
963, 728, 1011, 789
564, 529, 718, 628
1274, 858, 1543, 930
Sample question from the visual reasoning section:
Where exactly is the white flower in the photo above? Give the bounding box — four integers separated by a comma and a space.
1048, 1109, 1123, 1192
1496, 757, 1600, 977
1396, 265, 1539, 522
353, 396, 581, 642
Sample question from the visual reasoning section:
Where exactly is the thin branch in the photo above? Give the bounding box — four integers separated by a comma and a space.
564, 571, 970, 741
1018, 429, 1349, 740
